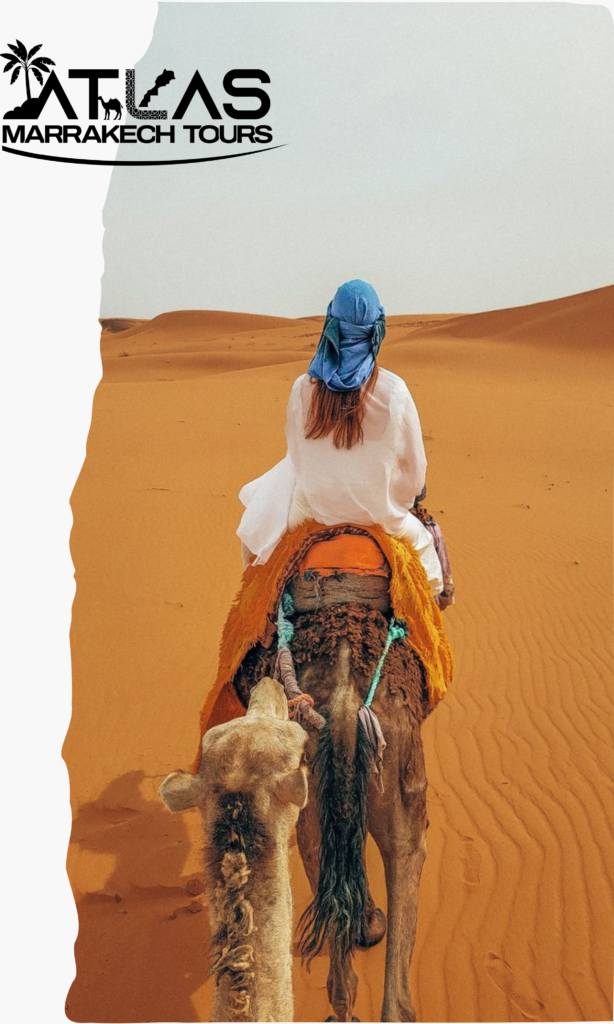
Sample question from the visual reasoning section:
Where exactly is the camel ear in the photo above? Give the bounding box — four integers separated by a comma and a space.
274, 767, 308, 809
159, 771, 205, 812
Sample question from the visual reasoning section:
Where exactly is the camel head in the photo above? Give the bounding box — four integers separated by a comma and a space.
159, 677, 308, 824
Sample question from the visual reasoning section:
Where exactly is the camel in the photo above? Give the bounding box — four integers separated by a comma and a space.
98, 95, 123, 120
233, 577, 433, 1023
159, 677, 308, 1023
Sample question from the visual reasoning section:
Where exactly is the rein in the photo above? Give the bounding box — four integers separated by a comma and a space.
363, 617, 408, 708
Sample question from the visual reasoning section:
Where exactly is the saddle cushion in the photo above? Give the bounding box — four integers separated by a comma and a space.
298, 534, 390, 578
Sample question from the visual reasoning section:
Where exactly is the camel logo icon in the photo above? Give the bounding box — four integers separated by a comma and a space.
99, 96, 123, 121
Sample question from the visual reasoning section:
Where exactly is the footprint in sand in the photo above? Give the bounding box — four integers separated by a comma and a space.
460, 835, 481, 886
485, 952, 545, 1020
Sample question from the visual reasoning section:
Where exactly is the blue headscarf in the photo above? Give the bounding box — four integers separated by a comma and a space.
308, 279, 386, 392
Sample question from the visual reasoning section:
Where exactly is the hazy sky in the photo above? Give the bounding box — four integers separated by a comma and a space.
101, 2, 614, 318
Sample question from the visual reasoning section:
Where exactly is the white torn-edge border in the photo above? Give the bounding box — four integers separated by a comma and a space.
2, 3, 156, 1022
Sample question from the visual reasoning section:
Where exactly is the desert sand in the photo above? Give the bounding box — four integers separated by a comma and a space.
64, 285, 614, 1023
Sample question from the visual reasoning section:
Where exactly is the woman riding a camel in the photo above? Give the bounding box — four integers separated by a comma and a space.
237, 278, 451, 604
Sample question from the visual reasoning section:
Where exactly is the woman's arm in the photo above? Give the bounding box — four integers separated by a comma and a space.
236, 376, 304, 566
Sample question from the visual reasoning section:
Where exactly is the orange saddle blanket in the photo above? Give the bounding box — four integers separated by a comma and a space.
299, 533, 390, 578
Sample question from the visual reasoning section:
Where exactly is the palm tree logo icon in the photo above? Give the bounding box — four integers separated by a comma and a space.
2, 39, 54, 104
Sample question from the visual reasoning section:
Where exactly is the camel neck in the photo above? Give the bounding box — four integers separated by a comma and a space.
248, 841, 294, 1022
213, 830, 295, 1023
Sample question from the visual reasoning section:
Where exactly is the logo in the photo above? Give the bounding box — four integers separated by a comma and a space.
2, 38, 283, 166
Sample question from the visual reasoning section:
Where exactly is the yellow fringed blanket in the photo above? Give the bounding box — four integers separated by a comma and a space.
193, 520, 454, 770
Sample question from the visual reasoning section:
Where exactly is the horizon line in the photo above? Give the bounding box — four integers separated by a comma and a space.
99, 281, 614, 324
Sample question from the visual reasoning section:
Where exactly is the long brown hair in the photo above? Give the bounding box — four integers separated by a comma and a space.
304, 365, 379, 450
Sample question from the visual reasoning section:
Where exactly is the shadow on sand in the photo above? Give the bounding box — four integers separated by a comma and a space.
65, 770, 211, 1022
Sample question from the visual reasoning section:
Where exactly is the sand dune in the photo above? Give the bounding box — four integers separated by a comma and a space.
65, 286, 614, 1022
100, 310, 461, 382
414, 285, 613, 349
100, 310, 324, 381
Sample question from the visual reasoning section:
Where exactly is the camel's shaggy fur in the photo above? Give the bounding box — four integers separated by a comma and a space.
235, 603, 430, 727
207, 792, 266, 1020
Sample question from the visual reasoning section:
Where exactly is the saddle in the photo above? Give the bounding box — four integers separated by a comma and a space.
193, 518, 453, 765
289, 532, 391, 614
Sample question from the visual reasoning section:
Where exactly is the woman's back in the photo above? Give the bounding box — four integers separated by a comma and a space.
286, 367, 427, 534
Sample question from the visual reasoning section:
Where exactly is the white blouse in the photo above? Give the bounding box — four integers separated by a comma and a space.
237, 368, 443, 594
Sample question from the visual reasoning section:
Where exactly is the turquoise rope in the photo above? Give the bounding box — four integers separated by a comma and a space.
363, 617, 408, 708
